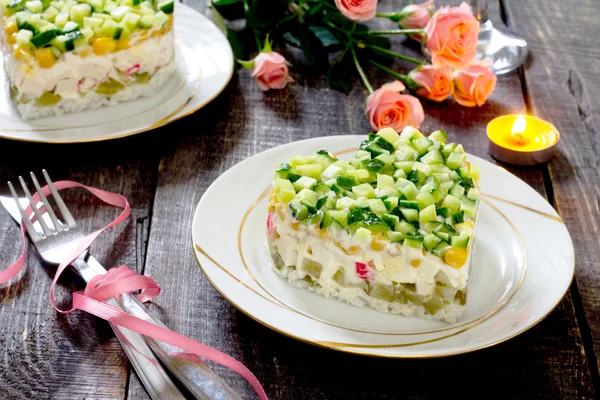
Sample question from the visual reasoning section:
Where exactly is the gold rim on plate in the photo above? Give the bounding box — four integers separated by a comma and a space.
232, 186, 526, 336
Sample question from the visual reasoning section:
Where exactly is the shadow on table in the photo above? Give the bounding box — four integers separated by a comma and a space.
231, 293, 590, 399
260, 86, 300, 122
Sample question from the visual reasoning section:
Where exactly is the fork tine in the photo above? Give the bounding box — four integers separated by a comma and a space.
18, 176, 53, 237
42, 169, 77, 229
8, 181, 41, 241
30, 172, 64, 233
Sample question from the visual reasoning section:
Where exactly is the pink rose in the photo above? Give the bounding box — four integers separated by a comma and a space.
424, 2, 479, 70
399, 0, 435, 31
251, 51, 294, 91
366, 81, 425, 133
334, 0, 378, 21
409, 64, 454, 102
453, 61, 497, 107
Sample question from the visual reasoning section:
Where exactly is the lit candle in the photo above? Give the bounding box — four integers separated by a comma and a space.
487, 114, 560, 165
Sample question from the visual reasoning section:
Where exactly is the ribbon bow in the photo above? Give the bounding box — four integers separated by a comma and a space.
83, 265, 161, 303
0, 181, 268, 400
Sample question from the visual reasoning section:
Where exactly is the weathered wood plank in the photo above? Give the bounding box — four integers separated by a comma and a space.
0, 135, 159, 399
135, 1, 594, 399
503, 0, 600, 380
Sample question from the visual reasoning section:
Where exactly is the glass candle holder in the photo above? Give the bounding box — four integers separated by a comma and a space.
471, 0, 528, 75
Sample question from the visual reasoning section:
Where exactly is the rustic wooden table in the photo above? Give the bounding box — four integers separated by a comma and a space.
1, 0, 598, 398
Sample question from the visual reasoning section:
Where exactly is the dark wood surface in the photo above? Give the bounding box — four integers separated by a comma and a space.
0, 0, 598, 399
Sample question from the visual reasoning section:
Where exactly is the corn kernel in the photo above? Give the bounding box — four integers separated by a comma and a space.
291, 221, 300, 231
370, 240, 385, 251
14, 47, 32, 61
269, 192, 277, 205
410, 260, 421, 268
443, 248, 468, 269
7, 32, 17, 44
92, 37, 117, 56
5, 20, 18, 36
341, 245, 359, 255
35, 48, 55, 69
116, 37, 130, 50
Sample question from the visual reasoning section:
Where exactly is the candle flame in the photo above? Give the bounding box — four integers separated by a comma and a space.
511, 115, 527, 135
511, 115, 527, 145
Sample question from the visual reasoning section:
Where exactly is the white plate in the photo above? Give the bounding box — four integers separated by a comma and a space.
0, 3, 233, 143
192, 135, 574, 357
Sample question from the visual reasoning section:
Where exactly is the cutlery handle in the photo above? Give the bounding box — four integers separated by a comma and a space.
84, 256, 241, 400
107, 301, 187, 400
72, 258, 186, 400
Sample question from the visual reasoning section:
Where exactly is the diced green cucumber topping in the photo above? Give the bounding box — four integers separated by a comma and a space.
137, 14, 153, 28
5, 0, 173, 55
25, 0, 43, 13
270, 127, 480, 259
7, 0, 23, 10
157, 0, 173, 13
429, 129, 448, 143
451, 233, 470, 249
53, 29, 83, 50
30, 28, 59, 47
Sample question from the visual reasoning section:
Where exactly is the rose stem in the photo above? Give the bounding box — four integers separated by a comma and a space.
362, 43, 425, 65
324, 21, 351, 36
278, 13, 298, 26
375, 12, 396, 19
368, 59, 408, 82
351, 45, 374, 94
357, 29, 425, 36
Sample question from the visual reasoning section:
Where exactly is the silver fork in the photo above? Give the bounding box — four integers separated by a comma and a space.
3, 171, 240, 400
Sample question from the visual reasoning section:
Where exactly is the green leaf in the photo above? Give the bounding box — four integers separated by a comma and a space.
237, 59, 255, 69
308, 3, 322, 16
283, 31, 301, 47
212, 0, 242, 6
246, 0, 290, 29
211, 0, 245, 20
322, 9, 355, 32
227, 28, 249, 60
327, 48, 353, 94
294, 22, 329, 70
367, 36, 391, 49
307, 25, 340, 48
209, 4, 227, 35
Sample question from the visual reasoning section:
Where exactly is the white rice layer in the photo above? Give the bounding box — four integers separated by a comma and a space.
273, 261, 466, 323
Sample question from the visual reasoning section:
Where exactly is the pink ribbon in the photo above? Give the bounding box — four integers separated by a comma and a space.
0, 181, 268, 400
